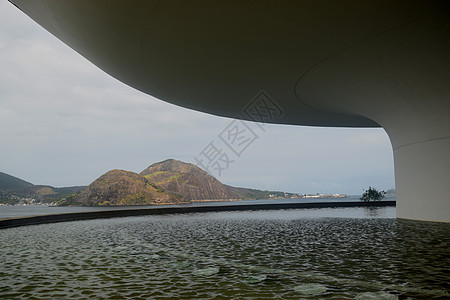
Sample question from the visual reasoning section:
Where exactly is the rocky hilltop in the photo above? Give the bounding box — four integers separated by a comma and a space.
66, 169, 183, 206
140, 159, 242, 201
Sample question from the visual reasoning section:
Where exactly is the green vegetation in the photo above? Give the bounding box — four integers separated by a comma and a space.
360, 187, 385, 202
118, 193, 149, 205
144, 170, 185, 186
97, 200, 110, 206
35, 186, 56, 196
168, 173, 182, 181
143, 171, 169, 181
55, 193, 80, 206
0, 197, 21, 205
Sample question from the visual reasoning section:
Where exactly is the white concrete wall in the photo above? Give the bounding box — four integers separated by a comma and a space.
297, 11, 450, 222
394, 138, 450, 222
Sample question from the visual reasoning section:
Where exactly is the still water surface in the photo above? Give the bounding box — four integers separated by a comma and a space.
0, 207, 448, 299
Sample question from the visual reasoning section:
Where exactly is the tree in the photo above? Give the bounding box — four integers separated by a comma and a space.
360, 186, 385, 202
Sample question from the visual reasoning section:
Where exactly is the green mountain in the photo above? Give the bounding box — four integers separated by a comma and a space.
0, 172, 33, 191
0, 172, 85, 204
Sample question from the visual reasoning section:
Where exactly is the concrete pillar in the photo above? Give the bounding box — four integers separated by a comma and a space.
392, 137, 450, 222
297, 12, 450, 221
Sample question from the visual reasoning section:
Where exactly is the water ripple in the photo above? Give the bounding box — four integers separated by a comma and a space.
0, 210, 449, 299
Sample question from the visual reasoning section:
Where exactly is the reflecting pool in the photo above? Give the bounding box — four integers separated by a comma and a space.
0, 207, 448, 299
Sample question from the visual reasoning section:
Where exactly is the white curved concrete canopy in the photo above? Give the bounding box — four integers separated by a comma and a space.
10, 0, 450, 221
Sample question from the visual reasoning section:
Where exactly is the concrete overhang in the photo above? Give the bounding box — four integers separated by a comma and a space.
8, 0, 444, 127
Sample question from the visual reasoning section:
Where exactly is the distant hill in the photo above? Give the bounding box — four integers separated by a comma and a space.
226, 185, 292, 200
0, 172, 33, 191
66, 169, 183, 206
0, 171, 86, 205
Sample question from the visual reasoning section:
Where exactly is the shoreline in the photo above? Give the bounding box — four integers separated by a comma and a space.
0, 201, 395, 230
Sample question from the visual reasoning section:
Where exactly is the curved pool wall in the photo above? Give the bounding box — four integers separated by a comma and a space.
0, 201, 395, 229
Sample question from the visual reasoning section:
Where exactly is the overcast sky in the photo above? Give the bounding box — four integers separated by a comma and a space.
0, 2, 394, 195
